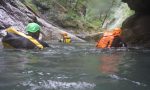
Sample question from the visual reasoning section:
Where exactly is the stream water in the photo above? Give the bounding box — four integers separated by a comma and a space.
0, 43, 150, 90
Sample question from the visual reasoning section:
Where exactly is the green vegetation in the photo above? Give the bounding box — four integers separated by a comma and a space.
21, 0, 39, 13
21, 0, 133, 33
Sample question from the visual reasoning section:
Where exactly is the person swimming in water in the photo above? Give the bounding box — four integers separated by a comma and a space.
96, 28, 127, 49
0, 18, 49, 49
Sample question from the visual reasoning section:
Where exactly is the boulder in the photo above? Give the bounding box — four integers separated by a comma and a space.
122, 0, 150, 48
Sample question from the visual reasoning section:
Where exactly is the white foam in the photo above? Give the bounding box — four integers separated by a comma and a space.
22, 80, 96, 90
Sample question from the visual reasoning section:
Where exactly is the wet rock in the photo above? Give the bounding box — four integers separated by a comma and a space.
122, 0, 150, 13
122, 0, 150, 48
0, 0, 85, 42
0, 0, 34, 31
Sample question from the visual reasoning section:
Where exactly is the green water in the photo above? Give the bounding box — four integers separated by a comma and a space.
0, 43, 150, 90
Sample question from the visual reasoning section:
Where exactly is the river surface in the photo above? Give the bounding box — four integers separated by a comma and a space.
0, 43, 150, 90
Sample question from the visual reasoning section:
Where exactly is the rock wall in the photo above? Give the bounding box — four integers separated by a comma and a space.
122, 0, 150, 48
0, 0, 85, 42
122, 0, 150, 13
0, 0, 33, 31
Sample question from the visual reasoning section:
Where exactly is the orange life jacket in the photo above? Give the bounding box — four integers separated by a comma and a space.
96, 35, 114, 48
96, 31, 120, 48
96, 31, 125, 48
96, 28, 126, 48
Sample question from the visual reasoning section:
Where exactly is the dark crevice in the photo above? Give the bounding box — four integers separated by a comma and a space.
122, 0, 150, 48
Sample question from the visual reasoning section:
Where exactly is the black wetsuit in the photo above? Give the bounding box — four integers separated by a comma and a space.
111, 36, 127, 47
2, 32, 49, 49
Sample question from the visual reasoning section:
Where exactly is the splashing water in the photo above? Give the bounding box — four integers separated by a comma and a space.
0, 43, 150, 90
21, 80, 96, 90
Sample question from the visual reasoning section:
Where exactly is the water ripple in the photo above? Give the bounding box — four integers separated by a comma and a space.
109, 74, 147, 86
21, 80, 96, 90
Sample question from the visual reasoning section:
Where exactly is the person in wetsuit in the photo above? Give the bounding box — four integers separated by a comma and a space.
1, 20, 49, 49
59, 32, 71, 44
96, 28, 126, 48
26, 19, 49, 49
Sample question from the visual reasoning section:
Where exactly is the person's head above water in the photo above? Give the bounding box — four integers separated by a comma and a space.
61, 32, 68, 36
26, 22, 41, 39
112, 28, 122, 36
26, 23, 40, 33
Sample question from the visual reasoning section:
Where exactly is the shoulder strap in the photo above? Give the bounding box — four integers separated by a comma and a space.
6, 27, 44, 49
